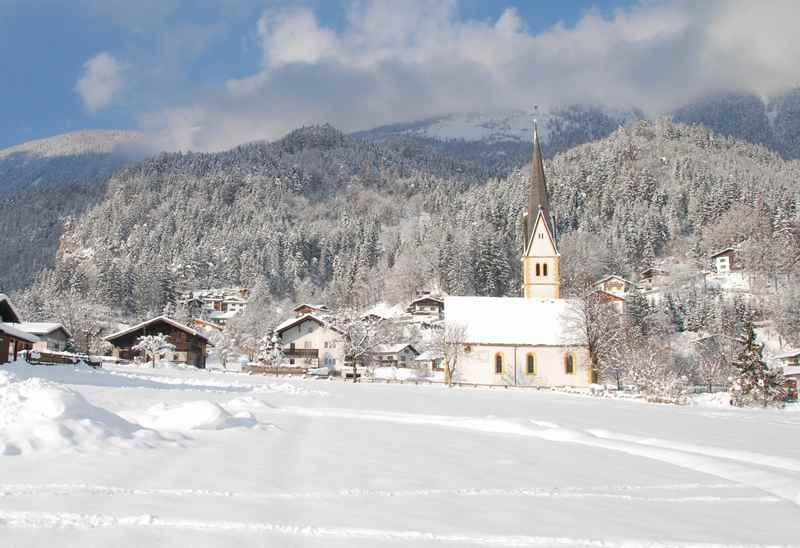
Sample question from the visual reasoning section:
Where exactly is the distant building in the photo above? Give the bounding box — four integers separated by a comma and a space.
178, 287, 249, 319
293, 303, 329, 317
639, 267, 669, 291
710, 248, 737, 275
14, 322, 71, 352
0, 294, 38, 363
275, 314, 345, 370
370, 344, 419, 368
592, 275, 636, 299
407, 296, 444, 319
414, 350, 444, 372
104, 316, 211, 368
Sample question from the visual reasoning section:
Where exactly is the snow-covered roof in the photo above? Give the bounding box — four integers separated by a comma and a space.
362, 302, 405, 320
104, 316, 210, 343
0, 323, 40, 343
773, 348, 800, 360
710, 247, 736, 258
292, 303, 327, 312
209, 310, 238, 320
783, 366, 800, 377
444, 296, 583, 347
409, 295, 444, 306
0, 294, 21, 323
593, 275, 635, 287
14, 322, 71, 338
274, 313, 343, 335
372, 344, 418, 355
415, 350, 444, 361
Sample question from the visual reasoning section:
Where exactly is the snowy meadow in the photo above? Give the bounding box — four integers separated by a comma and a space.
1, 363, 799, 547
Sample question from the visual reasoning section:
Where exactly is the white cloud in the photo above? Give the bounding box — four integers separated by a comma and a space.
75, 52, 125, 113
146, 0, 800, 152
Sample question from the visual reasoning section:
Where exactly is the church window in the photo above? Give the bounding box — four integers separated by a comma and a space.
535, 263, 541, 277
543, 263, 548, 276
526, 353, 536, 375
494, 353, 504, 374
564, 353, 575, 374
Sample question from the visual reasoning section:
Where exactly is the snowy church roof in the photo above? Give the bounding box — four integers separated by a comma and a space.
444, 296, 583, 347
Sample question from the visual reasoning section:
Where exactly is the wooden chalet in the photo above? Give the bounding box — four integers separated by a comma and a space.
293, 303, 329, 317
406, 295, 444, 319
0, 294, 39, 363
15, 322, 72, 352
371, 344, 420, 368
710, 248, 737, 274
104, 316, 211, 368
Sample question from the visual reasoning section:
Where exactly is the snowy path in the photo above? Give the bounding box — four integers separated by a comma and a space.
1, 364, 799, 547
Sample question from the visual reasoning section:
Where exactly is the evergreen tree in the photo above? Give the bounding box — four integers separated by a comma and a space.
730, 321, 785, 408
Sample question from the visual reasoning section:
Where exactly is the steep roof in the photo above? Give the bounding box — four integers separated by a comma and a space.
710, 247, 736, 259
372, 343, 419, 355
773, 348, 800, 360
104, 316, 210, 343
0, 323, 40, 343
526, 120, 555, 248
14, 322, 72, 338
0, 294, 21, 323
444, 296, 583, 347
274, 313, 344, 336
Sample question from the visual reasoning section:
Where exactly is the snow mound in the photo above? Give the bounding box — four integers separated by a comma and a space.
134, 401, 257, 431
0, 370, 161, 456
372, 367, 420, 381
252, 382, 329, 396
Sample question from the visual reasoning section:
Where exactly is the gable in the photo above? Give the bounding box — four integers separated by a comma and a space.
524, 210, 558, 257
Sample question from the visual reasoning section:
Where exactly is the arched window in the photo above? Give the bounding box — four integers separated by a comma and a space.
535, 263, 541, 277
526, 353, 536, 375
494, 353, 504, 374
543, 263, 548, 276
564, 353, 575, 374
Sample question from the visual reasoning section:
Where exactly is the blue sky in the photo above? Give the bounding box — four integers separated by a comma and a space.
1, 1, 796, 151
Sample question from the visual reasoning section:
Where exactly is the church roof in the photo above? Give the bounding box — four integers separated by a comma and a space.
444, 296, 583, 347
526, 120, 556, 248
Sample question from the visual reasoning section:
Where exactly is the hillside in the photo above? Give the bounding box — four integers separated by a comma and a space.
16, 120, 799, 330
0, 130, 148, 194
354, 105, 644, 173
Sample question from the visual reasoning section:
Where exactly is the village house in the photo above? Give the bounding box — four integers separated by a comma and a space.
0, 294, 39, 363
370, 344, 419, 368
445, 121, 591, 387
104, 316, 211, 368
293, 303, 329, 317
180, 287, 250, 317
414, 350, 444, 373
710, 248, 737, 275
407, 295, 444, 319
274, 313, 345, 370
14, 322, 72, 352
593, 275, 636, 299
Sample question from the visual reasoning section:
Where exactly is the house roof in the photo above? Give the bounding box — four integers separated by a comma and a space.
415, 350, 444, 361
0, 294, 21, 323
372, 343, 419, 355
292, 303, 327, 312
773, 348, 800, 360
640, 267, 668, 277
104, 315, 210, 343
593, 275, 635, 287
444, 296, 583, 347
0, 322, 40, 343
209, 310, 238, 320
408, 295, 444, 306
783, 366, 800, 377
14, 322, 72, 338
274, 313, 344, 336
710, 247, 736, 259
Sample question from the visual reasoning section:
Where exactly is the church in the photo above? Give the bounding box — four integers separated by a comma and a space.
444, 121, 592, 387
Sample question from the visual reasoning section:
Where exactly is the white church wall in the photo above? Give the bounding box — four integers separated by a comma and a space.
456, 344, 591, 387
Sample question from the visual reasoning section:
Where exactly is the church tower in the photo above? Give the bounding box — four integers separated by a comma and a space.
521, 119, 560, 299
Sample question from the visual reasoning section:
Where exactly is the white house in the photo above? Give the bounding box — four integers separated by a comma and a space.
370, 344, 419, 368
275, 314, 346, 370
710, 248, 736, 275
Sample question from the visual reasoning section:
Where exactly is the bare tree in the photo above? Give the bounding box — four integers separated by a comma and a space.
564, 289, 623, 387
132, 334, 175, 368
439, 322, 467, 386
328, 311, 389, 382
691, 335, 735, 393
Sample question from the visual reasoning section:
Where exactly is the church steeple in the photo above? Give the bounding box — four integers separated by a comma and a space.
526, 119, 555, 250
521, 114, 560, 299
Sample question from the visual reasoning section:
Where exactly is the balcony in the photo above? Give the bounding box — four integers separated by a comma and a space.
284, 348, 319, 359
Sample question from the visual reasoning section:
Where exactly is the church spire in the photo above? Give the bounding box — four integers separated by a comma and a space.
527, 117, 554, 247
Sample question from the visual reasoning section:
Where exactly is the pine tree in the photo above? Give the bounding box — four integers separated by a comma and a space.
730, 321, 785, 408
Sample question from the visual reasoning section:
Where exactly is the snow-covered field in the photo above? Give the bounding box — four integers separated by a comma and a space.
1, 362, 799, 547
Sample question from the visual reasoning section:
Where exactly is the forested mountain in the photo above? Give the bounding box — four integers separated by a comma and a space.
0, 130, 147, 194
673, 88, 800, 160
17, 120, 800, 330
354, 105, 644, 173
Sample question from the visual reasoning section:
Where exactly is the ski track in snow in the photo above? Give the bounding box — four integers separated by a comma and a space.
276, 407, 800, 506
0, 482, 773, 503
0, 509, 797, 547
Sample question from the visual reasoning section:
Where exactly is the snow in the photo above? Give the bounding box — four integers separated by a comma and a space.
445, 296, 581, 345
0, 323, 40, 343
104, 315, 210, 343
371, 367, 420, 381
1, 360, 799, 546
0, 130, 145, 160
12, 322, 68, 336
